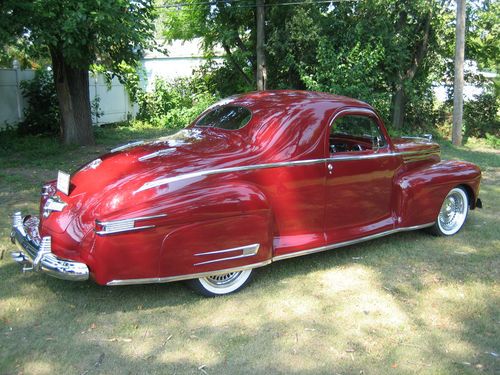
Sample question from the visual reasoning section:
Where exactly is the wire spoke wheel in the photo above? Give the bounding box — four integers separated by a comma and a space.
189, 269, 254, 296
434, 187, 469, 236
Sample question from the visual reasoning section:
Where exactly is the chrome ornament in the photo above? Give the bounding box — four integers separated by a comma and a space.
43, 195, 67, 218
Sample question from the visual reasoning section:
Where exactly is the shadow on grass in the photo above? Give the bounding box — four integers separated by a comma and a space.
1, 222, 498, 374
1, 130, 498, 374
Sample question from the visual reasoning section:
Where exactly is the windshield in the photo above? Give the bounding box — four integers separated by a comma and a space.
195, 105, 252, 130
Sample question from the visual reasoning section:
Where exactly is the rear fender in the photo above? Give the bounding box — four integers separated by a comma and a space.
394, 160, 481, 227
158, 182, 274, 278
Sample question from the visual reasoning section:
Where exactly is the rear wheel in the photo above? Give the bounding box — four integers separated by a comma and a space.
429, 186, 469, 236
187, 269, 254, 297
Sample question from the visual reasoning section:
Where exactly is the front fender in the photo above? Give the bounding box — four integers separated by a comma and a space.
394, 160, 481, 227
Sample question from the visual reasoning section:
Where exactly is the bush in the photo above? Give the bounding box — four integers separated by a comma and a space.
17, 69, 60, 135
136, 75, 218, 129
484, 133, 500, 149
463, 91, 500, 140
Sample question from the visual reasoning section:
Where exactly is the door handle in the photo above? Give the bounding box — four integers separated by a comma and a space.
327, 163, 334, 173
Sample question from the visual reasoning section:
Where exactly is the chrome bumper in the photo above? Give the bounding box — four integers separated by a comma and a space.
10, 212, 89, 281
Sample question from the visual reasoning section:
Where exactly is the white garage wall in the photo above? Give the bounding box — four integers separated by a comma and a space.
0, 39, 223, 129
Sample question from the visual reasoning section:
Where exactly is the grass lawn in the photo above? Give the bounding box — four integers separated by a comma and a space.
0, 125, 499, 375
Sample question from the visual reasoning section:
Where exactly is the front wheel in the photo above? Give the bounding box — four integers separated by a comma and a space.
429, 186, 469, 236
187, 269, 254, 297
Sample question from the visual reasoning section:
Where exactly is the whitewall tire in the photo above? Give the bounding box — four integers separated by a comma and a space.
430, 186, 469, 236
187, 269, 254, 297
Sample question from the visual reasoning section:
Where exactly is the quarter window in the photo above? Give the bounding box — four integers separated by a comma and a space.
195, 106, 252, 130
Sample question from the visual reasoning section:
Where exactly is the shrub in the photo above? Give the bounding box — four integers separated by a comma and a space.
17, 69, 60, 135
463, 91, 500, 140
136, 75, 218, 129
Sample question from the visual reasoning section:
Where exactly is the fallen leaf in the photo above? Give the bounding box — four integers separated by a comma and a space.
391, 363, 398, 368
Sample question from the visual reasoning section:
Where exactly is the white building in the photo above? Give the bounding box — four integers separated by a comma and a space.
140, 38, 224, 91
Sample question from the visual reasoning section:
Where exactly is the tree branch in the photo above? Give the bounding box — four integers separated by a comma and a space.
222, 43, 253, 85
405, 10, 432, 80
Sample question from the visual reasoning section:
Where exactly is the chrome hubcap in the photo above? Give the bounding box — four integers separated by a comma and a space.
438, 191, 466, 233
203, 271, 242, 288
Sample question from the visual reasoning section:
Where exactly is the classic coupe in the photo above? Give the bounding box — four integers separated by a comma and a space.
10, 90, 482, 296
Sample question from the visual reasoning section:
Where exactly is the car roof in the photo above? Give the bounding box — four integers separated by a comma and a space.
226, 90, 370, 110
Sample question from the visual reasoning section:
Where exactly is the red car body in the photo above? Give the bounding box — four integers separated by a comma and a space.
11, 91, 481, 293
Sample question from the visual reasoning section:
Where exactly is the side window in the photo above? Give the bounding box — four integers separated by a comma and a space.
330, 114, 386, 153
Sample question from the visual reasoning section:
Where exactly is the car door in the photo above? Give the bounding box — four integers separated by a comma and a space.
324, 108, 399, 244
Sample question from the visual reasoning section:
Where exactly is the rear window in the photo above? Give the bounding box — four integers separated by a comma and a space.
195, 105, 252, 130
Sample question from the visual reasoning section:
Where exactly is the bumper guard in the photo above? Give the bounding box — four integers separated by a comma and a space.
10, 212, 89, 281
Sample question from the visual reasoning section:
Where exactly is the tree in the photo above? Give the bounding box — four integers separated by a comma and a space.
0, 1, 157, 145
452, 0, 466, 146
163, 0, 267, 92
256, 0, 267, 90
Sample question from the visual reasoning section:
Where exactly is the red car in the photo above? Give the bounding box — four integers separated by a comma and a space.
11, 91, 482, 296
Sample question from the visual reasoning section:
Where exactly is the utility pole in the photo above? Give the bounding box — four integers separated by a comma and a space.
452, 0, 466, 146
256, 0, 267, 90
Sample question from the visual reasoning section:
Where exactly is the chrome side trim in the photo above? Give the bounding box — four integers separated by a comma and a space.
96, 213, 167, 226
110, 140, 145, 153
106, 223, 434, 286
136, 158, 326, 192
193, 243, 260, 266
402, 152, 440, 163
136, 149, 441, 192
138, 148, 176, 161
401, 134, 433, 142
272, 222, 435, 261
106, 259, 272, 286
326, 152, 395, 162
95, 213, 167, 235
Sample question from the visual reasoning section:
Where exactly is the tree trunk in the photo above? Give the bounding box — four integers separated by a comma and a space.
50, 49, 94, 145
391, 9, 431, 131
256, 0, 267, 90
392, 83, 406, 129
452, 0, 465, 146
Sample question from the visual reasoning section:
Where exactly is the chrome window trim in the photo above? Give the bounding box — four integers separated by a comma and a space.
95, 213, 167, 235
193, 243, 260, 266
136, 149, 440, 192
329, 107, 389, 147
106, 222, 434, 286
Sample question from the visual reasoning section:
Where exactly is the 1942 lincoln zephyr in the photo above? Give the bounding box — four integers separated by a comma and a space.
10, 90, 482, 296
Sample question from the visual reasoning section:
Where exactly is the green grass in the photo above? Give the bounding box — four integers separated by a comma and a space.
0, 127, 499, 374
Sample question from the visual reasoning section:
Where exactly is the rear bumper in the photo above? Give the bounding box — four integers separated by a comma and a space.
10, 212, 89, 281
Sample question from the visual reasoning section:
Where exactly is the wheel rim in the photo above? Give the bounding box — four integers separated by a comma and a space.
198, 269, 252, 294
437, 188, 468, 235
203, 272, 242, 287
